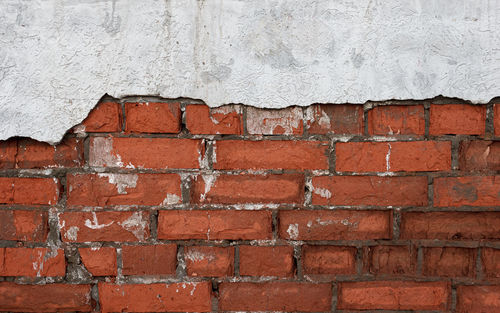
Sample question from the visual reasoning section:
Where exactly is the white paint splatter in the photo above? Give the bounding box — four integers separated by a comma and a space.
65, 226, 80, 241
286, 223, 299, 239
84, 212, 114, 229
313, 187, 332, 199
98, 173, 138, 194
118, 212, 148, 241
385, 143, 392, 172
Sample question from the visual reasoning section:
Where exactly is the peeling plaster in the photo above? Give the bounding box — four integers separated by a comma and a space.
0, 0, 499, 143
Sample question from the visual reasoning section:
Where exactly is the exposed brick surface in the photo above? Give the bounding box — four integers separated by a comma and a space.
368, 105, 425, 135
125, 102, 181, 133
430, 104, 486, 135
2, 101, 500, 312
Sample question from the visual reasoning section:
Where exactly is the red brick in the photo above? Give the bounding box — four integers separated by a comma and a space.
99, 282, 212, 313
186, 104, 243, 134
306, 104, 363, 134
0, 177, 59, 205
67, 173, 181, 207
278, 210, 391, 240
368, 105, 425, 135
336, 141, 451, 172
79, 247, 117, 276
239, 246, 295, 277
434, 176, 500, 207
89, 137, 203, 169
400, 212, 500, 240
125, 102, 181, 133
0, 139, 16, 169
430, 104, 485, 135
363, 245, 416, 275
457, 285, 500, 313
158, 210, 272, 240
423, 247, 476, 278
219, 282, 332, 312
247, 107, 303, 135
214, 140, 329, 170
481, 248, 500, 279
312, 175, 427, 206
0, 210, 48, 241
0, 247, 65, 277
338, 281, 450, 311
192, 173, 304, 205
59, 211, 150, 242
185, 246, 234, 277
495, 103, 500, 136
122, 244, 177, 275
16, 137, 84, 168
459, 140, 500, 171
302, 246, 356, 275
81, 101, 122, 132
0, 282, 91, 312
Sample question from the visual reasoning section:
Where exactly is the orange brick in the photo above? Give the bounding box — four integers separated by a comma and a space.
495, 103, 500, 136
0, 247, 65, 277
239, 246, 295, 277
158, 210, 272, 240
363, 245, 416, 276
0, 177, 59, 205
430, 104, 485, 135
79, 247, 117, 276
214, 140, 329, 170
0, 210, 48, 242
185, 246, 234, 277
279, 210, 391, 240
457, 285, 500, 313
81, 101, 122, 132
122, 244, 177, 275
125, 102, 181, 133
481, 248, 500, 279
16, 137, 84, 168
0, 139, 16, 169
302, 246, 357, 275
368, 105, 425, 135
434, 176, 500, 207
459, 141, 500, 171
186, 104, 243, 134
423, 247, 476, 278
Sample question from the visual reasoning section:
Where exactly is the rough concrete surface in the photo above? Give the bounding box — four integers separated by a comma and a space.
0, 0, 498, 143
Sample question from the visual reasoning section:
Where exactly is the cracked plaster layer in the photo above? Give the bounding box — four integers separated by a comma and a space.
0, 0, 499, 143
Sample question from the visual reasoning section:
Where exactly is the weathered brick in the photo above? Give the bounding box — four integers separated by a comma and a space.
67, 173, 181, 207
336, 141, 451, 172
457, 285, 500, 313
430, 104, 485, 135
278, 210, 391, 240
89, 136, 203, 169
122, 244, 177, 275
423, 247, 476, 278
79, 247, 117, 276
363, 245, 416, 276
99, 282, 212, 313
400, 212, 500, 240
459, 140, 500, 171
81, 101, 122, 132
125, 102, 181, 133
158, 210, 272, 240
218, 282, 332, 312
0, 247, 65, 277
0, 139, 17, 169
192, 173, 304, 205
311, 175, 427, 206
186, 104, 243, 134
247, 107, 303, 135
495, 103, 500, 136
368, 105, 425, 135
0, 177, 59, 205
305, 104, 363, 134
0, 210, 48, 241
338, 281, 450, 311
239, 245, 295, 277
185, 246, 234, 277
59, 211, 150, 242
0, 282, 92, 312
16, 137, 84, 168
434, 176, 500, 207
481, 248, 500, 279
302, 246, 356, 275
214, 140, 329, 170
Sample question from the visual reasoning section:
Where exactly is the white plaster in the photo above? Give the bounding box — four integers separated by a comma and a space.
161, 193, 181, 205
97, 173, 138, 194
286, 223, 299, 240
0, 0, 498, 143
200, 174, 218, 202
118, 211, 148, 241
313, 186, 332, 199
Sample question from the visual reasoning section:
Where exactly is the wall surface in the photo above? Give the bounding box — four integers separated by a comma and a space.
0, 0, 499, 143
0, 99, 499, 312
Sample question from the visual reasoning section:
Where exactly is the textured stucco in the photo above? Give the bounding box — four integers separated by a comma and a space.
0, 0, 499, 143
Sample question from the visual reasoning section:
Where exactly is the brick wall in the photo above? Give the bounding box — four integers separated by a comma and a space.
0, 98, 499, 312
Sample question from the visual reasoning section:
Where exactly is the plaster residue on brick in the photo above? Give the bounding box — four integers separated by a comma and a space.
97, 173, 138, 195
0, 0, 499, 144
117, 212, 148, 241
84, 212, 114, 230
